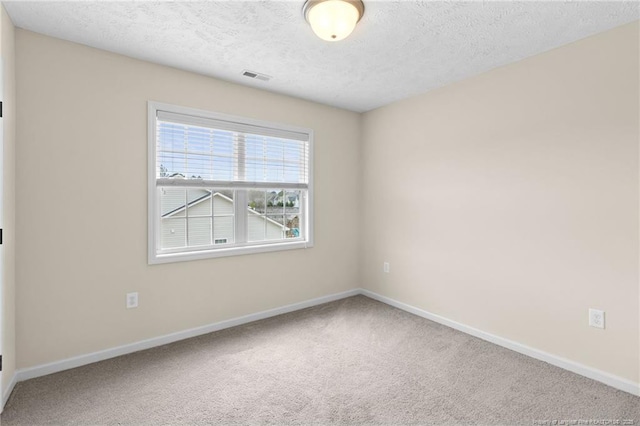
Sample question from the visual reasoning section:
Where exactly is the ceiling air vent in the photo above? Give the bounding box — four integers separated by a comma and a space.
242, 70, 272, 82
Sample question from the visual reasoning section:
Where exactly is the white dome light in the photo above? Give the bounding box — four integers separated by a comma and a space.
303, 0, 365, 42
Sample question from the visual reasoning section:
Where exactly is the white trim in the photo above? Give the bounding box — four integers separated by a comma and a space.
1, 372, 16, 412
5, 287, 637, 410
0, 58, 4, 407
305, 130, 314, 248
360, 289, 640, 397
13, 289, 359, 383
147, 101, 158, 265
151, 240, 309, 264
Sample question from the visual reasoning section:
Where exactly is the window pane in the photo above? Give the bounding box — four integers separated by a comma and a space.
213, 190, 234, 244
160, 186, 301, 247
157, 152, 186, 179
214, 216, 234, 244
161, 218, 186, 249
161, 187, 238, 248
188, 217, 212, 247
246, 188, 300, 242
157, 123, 186, 177
187, 189, 212, 216
285, 190, 301, 238
157, 122, 237, 181
160, 187, 187, 218
248, 189, 287, 242
248, 189, 267, 215
248, 211, 267, 242
242, 134, 308, 185
265, 215, 286, 240
213, 190, 234, 215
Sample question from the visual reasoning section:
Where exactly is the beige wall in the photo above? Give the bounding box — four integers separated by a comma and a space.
1, 5, 16, 400
11, 20, 640, 386
361, 22, 639, 382
15, 30, 361, 369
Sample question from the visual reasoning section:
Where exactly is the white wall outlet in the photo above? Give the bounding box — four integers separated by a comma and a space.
383, 262, 390, 273
588, 308, 605, 329
126, 292, 139, 309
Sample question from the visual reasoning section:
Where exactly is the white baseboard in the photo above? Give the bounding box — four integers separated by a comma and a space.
2, 372, 17, 412
13, 289, 360, 385
360, 289, 640, 397
5, 286, 638, 412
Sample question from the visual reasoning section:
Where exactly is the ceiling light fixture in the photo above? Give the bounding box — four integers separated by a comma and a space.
303, 0, 365, 42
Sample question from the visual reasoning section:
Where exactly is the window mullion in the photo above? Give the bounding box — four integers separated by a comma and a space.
263, 190, 267, 240
184, 188, 189, 247
300, 190, 306, 241
210, 189, 215, 245
235, 189, 247, 244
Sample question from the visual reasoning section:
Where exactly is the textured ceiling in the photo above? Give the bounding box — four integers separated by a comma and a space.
4, 1, 639, 112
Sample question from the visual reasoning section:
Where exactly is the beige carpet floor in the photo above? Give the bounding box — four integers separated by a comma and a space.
1, 295, 638, 425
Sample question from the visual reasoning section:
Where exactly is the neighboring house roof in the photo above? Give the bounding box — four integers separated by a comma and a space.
162, 191, 211, 217
163, 190, 289, 231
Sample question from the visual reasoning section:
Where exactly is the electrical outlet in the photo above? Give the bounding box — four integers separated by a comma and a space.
588, 308, 605, 329
383, 262, 390, 273
126, 292, 139, 309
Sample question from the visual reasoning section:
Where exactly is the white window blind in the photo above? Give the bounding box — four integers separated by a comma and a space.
156, 110, 310, 190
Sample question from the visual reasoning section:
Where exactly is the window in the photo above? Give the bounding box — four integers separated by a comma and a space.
148, 102, 313, 264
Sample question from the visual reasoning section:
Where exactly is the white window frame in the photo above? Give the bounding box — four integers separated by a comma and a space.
148, 101, 314, 264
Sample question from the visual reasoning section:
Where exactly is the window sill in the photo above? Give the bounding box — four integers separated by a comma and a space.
149, 240, 313, 265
